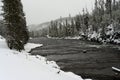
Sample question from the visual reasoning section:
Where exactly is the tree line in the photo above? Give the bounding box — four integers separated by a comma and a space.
48, 0, 120, 43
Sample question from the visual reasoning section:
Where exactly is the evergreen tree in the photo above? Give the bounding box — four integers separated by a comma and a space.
2, 0, 29, 51
49, 21, 54, 37
75, 15, 81, 31
53, 21, 58, 37
84, 13, 89, 30
71, 18, 75, 36
105, 0, 112, 19
113, 0, 117, 11
58, 22, 62, 37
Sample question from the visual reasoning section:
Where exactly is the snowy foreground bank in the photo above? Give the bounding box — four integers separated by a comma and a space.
0, 36, 91, 80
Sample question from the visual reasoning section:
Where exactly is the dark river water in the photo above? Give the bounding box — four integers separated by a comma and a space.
29, 37, 120, 80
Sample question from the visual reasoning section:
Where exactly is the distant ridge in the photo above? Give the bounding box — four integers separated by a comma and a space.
28, 16, 74, 32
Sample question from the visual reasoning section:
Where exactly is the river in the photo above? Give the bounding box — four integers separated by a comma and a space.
29, 37, 120, 80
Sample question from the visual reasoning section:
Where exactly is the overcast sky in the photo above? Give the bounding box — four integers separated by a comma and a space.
0, 0, 95, 25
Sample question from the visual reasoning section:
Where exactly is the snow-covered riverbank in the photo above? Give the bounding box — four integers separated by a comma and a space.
0, 36, 91, 80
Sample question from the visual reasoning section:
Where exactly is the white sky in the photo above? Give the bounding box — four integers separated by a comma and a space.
0, 0, 95, 25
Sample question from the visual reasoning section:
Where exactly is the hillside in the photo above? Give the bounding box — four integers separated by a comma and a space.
28, 22, 50, 32
28, 16, 74, 32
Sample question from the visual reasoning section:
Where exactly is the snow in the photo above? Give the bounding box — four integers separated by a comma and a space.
0, 36, 90, 80
87, 45, 100, 48
112, 67, 120, 72
64, 36, 81, 39
106, 24, 114, 36
83, 24, 120, 44
47, 35, 81, 40
90, 31, 98, 39
114, 39, 120, 44
24, 43, 43, 52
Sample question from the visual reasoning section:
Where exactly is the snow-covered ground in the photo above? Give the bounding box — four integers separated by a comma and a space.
64, 36, 82, 40
0, 36, 91, 80
47, 35, 81, 40
24, 43, 43, 52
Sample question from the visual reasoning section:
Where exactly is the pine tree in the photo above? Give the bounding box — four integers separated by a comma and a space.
75, 15, 81, 31
71, 18, 75, 36
94, 0, 99, 15
58, 22, 62, 37
99, 0, 105, 16
53, 21, 58, 37
2, 0, 29, 51
105, 0, 112, 19
49, 21, 54, 37
113, 0, 116, 11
